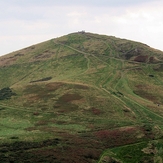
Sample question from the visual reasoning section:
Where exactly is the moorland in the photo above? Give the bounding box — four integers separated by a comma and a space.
0, 32, 163, 162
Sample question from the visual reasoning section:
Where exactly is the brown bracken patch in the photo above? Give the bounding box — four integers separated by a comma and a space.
94, 126, 142, 147
91, 107, 101, 115
134, 55, 148, 62
74, 84, 89, 90
149, 56, 158, 63
45, 82, 64, 91
134, 85, 158, 103
0, 56, 17, 67
59, 93, 82, 103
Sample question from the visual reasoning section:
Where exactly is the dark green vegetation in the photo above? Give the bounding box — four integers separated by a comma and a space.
1, 32, 163, 162
0, 87, 16, 100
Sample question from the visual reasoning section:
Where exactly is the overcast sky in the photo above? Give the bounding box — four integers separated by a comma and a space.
0, 0, 163, 56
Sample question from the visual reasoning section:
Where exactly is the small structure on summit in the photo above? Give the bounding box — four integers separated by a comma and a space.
78, 30, 85, 34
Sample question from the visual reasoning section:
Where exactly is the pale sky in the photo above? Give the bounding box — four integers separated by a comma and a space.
0, 0, 163, 56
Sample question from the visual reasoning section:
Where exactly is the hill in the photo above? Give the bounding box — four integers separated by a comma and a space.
1, 32, 163, 162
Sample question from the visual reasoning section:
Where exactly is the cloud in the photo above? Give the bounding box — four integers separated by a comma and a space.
1, 0, 159, 8
0, 0, 163, 56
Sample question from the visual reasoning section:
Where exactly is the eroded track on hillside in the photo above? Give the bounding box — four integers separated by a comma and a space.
54, 40, 163, 125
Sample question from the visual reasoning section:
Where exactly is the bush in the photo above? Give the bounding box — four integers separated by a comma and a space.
0, 87, 16, 100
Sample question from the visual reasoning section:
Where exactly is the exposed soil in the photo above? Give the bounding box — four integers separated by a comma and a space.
149, 56, 158, 63
33, 52, 52, 60
0, 56, 17, 67
134, 55, 148, 62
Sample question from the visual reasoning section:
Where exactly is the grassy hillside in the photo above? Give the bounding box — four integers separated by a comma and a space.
1, 32, 163, 162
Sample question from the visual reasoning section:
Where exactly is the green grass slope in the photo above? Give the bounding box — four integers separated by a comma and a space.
0, 32, 163, 162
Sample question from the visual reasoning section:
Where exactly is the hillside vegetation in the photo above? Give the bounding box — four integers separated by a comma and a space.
1, 32, 163, 162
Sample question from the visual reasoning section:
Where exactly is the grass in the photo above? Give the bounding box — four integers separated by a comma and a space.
99, 142, 150, 163
98, 140, 163, 163
0, 32, 163, 162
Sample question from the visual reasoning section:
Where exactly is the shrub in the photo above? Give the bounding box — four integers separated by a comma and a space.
0, 87, 16, 100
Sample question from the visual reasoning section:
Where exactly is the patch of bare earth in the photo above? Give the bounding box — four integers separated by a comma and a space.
149, 56, 159, 63
134, 55, 148, 62
0, 56, 17, 67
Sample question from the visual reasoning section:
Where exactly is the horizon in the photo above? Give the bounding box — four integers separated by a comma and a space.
1, 0, 163, 56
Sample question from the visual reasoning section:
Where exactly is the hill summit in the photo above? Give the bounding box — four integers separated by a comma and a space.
1, 32, 163, 162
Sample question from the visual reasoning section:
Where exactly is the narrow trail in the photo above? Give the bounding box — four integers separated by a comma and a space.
101, 87, 126, 105
7, 39, 163, 125
84, 54, 90, 73
97, 140, 150, 163
11, 41, 61, 88
124, 96, 163, 120
54, 41, 163, 122
0, 103, 34, 113
54, 41, 113, 68
10, 59, 51, 87
54, 42, 133, 112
